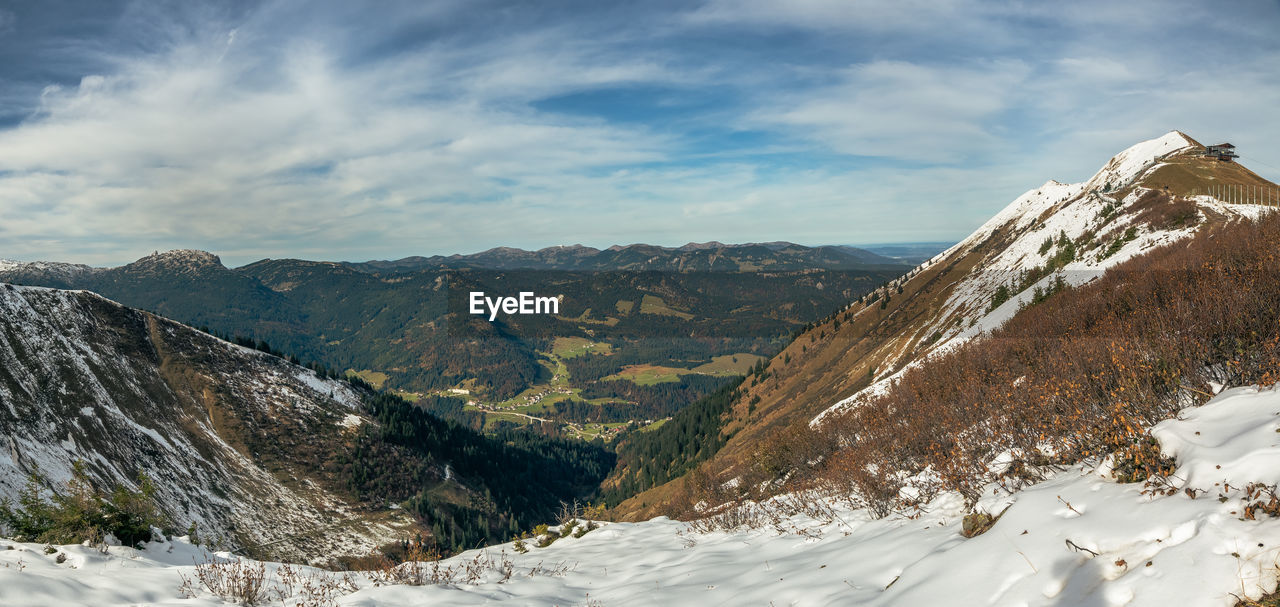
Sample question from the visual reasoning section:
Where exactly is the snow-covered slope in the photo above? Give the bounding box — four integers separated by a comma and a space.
6, 385, 1280, 606
0, 284, 416, 562
609, 131, 1278, 523
815, 131, 1276, 422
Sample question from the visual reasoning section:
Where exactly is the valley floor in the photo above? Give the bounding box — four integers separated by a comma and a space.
5, 386, 1280, 606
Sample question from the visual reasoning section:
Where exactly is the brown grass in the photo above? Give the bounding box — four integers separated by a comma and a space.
1139, 152, 1276, 200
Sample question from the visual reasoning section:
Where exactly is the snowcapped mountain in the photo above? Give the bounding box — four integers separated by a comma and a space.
0, 259, 94, 287
815, 131, 1275, 421
0, 284, 419, 563
610, 131, 1279, 520
814, 131, 1275, 421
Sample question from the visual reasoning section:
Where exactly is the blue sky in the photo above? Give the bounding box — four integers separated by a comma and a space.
0, 0, 1278, 266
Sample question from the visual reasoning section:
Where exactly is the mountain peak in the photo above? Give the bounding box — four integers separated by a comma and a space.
155, 249, 219, 262
0, 259, 95, 278
1085, 131, 1194, 191
125, 249, 224, 273
677, 241, 727, 251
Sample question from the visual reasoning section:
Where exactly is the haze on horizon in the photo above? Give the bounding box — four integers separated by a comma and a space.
0, 0, 1277, 267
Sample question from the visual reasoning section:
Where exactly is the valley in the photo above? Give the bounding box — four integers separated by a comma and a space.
0, 243, 908, 443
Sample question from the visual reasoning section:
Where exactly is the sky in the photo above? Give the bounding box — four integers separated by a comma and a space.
0, 0, 1278, 267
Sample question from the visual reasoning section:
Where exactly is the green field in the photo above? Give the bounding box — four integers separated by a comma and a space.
639, 294, 694, 320
551, 336, 613, 359
479, 410, 536, 430
604, 364, 689, 385
691, 353, 766, 375
346, 369, 390, 389
600, 353, 761, 386
557, 307, 621, 326
637, 418, 669, 432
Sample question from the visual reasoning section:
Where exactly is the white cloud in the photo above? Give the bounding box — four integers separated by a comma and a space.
686, 0, 983, 33
756, 59, 1030, 163
0, 16, 702, 264
0, 0, 1277, 265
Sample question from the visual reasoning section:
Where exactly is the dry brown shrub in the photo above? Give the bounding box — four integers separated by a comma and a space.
1243, 484, 1280, 521
692, 212, 1280, 518
178, 558, 360, 607
1129, 190, 1200, 230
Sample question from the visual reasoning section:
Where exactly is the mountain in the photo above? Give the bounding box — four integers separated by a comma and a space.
0, 284, 410, 563
0, 245, 908, 437
340, 241, 903, 273
607, 130, 1280, 517
0, 285, 613, 562
0, 250, 305, 339
0, 260, 94, 287
852, 242, 955, 264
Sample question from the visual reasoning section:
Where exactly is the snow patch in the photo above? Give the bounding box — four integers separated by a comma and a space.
340, 414, 364, 429
7, 386, 1280, 605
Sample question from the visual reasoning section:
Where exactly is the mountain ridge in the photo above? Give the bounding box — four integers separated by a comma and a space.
0, 283, 416, 563
1, 240, 906, 277
607, 130, 1280, 518
340, 240, 904, 273
0, 240, 906, 406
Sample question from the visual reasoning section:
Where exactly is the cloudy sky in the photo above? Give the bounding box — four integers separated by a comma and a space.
1, 0, 1278, 266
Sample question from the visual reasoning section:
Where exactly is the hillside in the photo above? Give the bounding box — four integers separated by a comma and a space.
0, 284, 409, 563
609, 131, 1280, 518
0, 285, 612, 562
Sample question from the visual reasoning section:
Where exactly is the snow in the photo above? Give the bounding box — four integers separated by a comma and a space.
1152, 386, 1280, 488
340, 414, 364, 429
294, 368, 362, 409
7, 386, 1280, 605
813, 131, 1267, 423
1083, 130, 1193, 192
0, 260, 95, 277
117, 415, 177, 452
1196, 197, 1279, 221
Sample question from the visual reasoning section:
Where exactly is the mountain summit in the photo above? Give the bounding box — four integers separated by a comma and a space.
125, 249, 224, 272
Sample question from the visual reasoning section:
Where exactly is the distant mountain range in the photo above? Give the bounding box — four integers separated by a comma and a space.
850, 242, 954, 265
340, 241, 905, 273
0, 242, 909, 429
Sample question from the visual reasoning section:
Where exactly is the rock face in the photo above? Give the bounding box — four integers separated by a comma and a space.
0, 284, 417, 563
